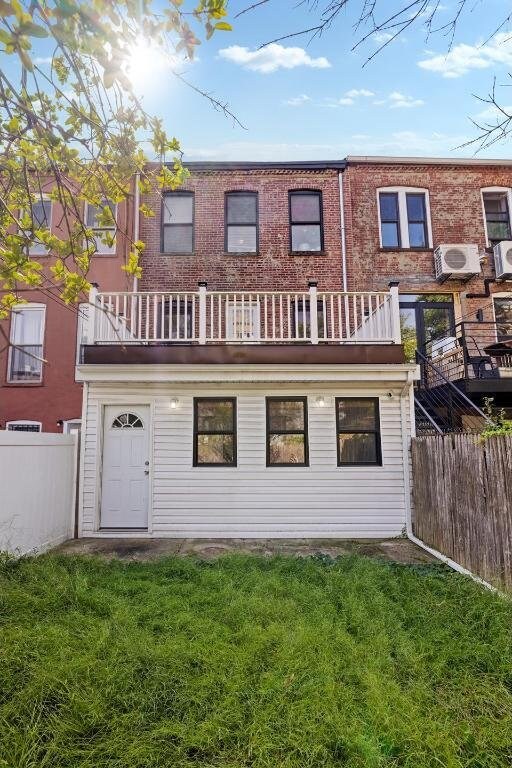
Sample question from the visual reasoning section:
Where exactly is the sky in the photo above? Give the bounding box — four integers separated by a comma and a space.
10, 0, 512, 161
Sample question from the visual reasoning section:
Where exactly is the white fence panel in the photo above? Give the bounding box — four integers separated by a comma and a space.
0, 432, 77, 555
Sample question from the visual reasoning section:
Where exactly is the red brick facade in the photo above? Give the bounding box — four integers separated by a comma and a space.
139, 167, 343, 292
342, 159, 512, 322
0, 198, 133, 432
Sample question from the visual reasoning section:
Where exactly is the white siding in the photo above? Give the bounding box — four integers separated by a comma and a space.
80, 382, 413, 538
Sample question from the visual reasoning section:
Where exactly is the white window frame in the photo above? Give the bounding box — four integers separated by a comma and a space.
84, 200, 117, 255
481, 187, 512, 248
6, 420, 42, 432
7, 303, 46, 384
63, 419, 81, 434
377, 187, 433, 249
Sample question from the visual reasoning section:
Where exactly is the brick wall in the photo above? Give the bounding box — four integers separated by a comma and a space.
343, 161, 512, 322
139, 169, 343, 293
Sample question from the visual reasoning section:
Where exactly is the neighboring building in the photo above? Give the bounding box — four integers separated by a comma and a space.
342, 156, 512, 422
76, 161, 417, 538
0, 191, 134, 433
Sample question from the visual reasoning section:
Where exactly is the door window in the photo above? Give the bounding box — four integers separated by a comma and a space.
399, 294, 454, 361
494, 298, 512, 341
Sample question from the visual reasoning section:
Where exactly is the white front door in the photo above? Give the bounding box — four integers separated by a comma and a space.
100, 406, 150, 528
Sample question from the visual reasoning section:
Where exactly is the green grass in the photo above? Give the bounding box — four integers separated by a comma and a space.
0, 553, 511, 768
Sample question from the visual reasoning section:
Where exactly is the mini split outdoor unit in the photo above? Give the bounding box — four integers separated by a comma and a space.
493, 241, 512, 279
434, 244, 480, 281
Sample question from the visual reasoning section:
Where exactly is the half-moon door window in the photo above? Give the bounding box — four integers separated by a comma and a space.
111, 413, 144, 429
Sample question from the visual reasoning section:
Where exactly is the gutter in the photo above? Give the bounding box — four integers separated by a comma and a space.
132, 172, 140, 292
338, 171, 348, 292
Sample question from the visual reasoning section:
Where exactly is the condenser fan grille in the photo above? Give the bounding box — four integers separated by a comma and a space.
504, 247, 512, 267
444, 248, 467, 270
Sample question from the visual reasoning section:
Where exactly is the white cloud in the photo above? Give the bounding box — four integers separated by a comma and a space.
388, 91, 425, 108
34, 56, 52, 65
473, 103, 512, 122
218, 43, 331, 74
372, 32, 394, 44
284, 94, 311, 106
345, 88, 375, 98
338, 97, 355, 106
419, 32, 512, 78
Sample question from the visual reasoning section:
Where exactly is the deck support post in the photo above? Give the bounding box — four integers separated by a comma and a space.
86, 284, 99, 344
388, 281, 401, 345
308, 281, 319, 345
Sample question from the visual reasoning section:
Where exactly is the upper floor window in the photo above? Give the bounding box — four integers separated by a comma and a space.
6, 421, 42, 432
85, 199, 116, 254
378, 188, 431, 249
8, 304, 45, 383
289, 190, 323, 252
482, 189, 512, 247
162, 192, 194, 253
22, 196, 52, 255
225, 192, 258, 253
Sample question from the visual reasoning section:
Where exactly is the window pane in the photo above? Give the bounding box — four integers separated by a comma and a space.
495, 299, 512, 340
406, 194, 426, 222
484, 194, 508, 215
379, 193, 398, 222
197, 400, 234, 432
163, 225, 193, 253
268, 400, 304, 431
12, 309, 43, 345
163, 195, 193, 224
408, 222, 427, 248
227, 194, 257, 224
9, 346, 43, 381
32, 200, 51, 228
269, 434, 305, 464
381, 222, 400, 248
86, 200, 115, 227
227, 225, 257, 253
338, 433, 377, 464
488, 221, 511, 242
7, 423, 40, 432
290, 194, 320, 223
291, 224, 321, 251
196, 434, 234, 464
337, 399, 376, 430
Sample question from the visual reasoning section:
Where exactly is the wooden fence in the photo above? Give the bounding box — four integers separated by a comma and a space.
412, 434, 512, 588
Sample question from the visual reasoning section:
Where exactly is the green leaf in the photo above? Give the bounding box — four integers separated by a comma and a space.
18, 21, 48, 38
214, 21, 232, 31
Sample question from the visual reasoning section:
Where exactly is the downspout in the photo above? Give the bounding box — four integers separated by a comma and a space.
132, 171, 140, 293
338, 170, 348, 292
399, 374, 499, 593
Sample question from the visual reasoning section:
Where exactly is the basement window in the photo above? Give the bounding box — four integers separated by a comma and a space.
193, 398, 237, 466
336, 398, 382, 466
266, 397, 309, 466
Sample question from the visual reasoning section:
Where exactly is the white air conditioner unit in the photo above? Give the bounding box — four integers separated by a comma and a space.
493, 241, 512, 279
434, 244, 480, 281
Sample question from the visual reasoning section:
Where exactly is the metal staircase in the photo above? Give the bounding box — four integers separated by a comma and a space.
414, 350, 492, 436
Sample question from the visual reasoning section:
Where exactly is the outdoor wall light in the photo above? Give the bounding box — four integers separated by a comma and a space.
315, 396, 326, 408
170, 397, 179, 410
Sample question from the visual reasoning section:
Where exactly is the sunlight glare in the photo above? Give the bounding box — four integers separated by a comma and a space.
125, 37, 171, 92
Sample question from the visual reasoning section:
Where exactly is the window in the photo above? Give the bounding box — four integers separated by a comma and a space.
482, 190, 512, 247
193, 398, 236, 466
6, 421, 42, 432
377, 188, 431, 249
85, 199, 116, 254
291, 299, 326, 340
162, 193, 194, 253
225, 192, 258, 253
379, 193, 400, 248
7, 305, 45, 383
112, 413, 144, 429
494, 297, 512, 341
156, 299, 194, 340
336, 398, 382, 466
25, 197, 52, 255
227, 302, 260, 340
266, 397, 308, 466
289, 191, 323, 252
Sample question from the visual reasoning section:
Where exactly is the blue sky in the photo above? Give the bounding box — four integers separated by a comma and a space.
8, 0, 512, 161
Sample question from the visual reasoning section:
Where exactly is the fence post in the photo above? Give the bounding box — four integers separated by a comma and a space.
86, 283, 99, 344
388, 281, 401, 344
308, 281, 318, 344
198, 281, 207, 345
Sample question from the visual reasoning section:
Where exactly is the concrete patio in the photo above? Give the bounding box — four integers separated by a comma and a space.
55, 537, 435, 564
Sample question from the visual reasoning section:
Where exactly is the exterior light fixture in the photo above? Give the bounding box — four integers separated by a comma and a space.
315, 396, 326, 407
170, 397, 179, 409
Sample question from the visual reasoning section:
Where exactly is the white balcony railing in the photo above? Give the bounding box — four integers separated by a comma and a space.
84, 283, 401, 346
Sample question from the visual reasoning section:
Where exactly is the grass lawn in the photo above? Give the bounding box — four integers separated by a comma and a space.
0, 553, 511, 768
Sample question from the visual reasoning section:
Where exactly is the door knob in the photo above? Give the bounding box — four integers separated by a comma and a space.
144, 460, 150, 466
144, 469, 150, 475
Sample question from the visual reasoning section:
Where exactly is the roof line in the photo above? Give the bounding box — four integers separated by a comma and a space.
345, 155, 512, 167
175, 160, 347, 171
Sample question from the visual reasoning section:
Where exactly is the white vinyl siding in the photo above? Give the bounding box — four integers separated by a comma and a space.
80, 383, 413, 538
